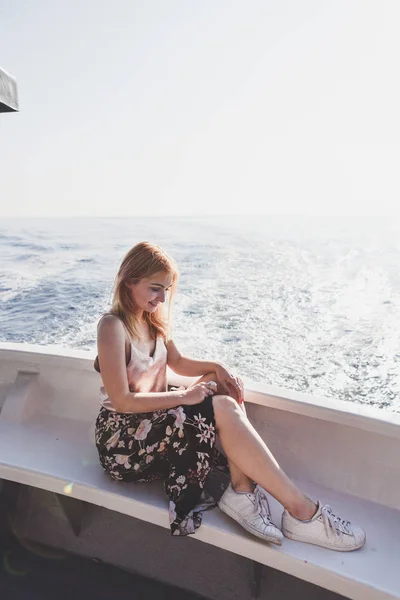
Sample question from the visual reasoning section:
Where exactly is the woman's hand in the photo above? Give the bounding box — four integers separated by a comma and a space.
181, 382, 217, 406
215, 364, 244, 404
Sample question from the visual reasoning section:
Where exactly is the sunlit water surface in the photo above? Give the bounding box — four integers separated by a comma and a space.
1, 215, 400, 413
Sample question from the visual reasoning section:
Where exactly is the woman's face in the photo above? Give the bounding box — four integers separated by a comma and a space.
128, 271, 173, 314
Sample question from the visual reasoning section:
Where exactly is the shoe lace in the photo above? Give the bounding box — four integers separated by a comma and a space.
254, 486, 273, 525
321, 505, 352, 537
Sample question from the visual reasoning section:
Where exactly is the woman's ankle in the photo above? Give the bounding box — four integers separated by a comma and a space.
231, 480, 255, 494
288, 497, 318, 521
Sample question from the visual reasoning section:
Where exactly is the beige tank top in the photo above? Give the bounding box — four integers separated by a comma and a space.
99, 333, 168, 411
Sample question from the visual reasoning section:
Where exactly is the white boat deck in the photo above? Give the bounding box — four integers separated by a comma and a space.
0, 344, 399, 600
0, 413, 398, 600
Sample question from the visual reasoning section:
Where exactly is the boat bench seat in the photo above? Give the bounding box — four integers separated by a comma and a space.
0, 369, 399, 600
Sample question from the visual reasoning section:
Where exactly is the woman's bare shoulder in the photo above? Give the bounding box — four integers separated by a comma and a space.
97, 313, 125, 340
94, 314, 128, 373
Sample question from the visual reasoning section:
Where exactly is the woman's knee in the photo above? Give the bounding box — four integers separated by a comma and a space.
212, 394, 240, 418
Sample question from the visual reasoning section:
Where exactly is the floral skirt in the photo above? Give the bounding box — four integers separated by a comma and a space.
95, 391, 230, 536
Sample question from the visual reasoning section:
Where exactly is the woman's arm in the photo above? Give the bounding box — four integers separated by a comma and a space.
166, 339, 244, 402
97, 316, 187, 413
166, 339, 224, 377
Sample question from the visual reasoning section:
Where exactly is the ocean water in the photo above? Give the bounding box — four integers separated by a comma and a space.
1, 215, 400, 414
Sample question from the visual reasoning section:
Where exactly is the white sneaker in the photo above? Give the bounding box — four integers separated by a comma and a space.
282, 501, 366, 552
218, 483, 283, 545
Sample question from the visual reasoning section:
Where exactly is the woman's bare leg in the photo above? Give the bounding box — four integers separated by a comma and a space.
212, 394, 317, 520
187, 371, 316, 518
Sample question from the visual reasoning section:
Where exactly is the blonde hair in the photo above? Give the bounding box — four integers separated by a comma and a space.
108, 241, 179, 343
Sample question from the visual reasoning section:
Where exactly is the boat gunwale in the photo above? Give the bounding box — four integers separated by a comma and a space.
0, 342, 399, 439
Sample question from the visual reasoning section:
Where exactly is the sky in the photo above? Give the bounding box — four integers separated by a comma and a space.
1, 0, 400, 218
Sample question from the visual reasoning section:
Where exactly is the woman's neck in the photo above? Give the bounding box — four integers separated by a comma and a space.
136, 316, 152, 336
135, 311, 146, 325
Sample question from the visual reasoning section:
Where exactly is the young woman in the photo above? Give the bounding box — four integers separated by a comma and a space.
94, 241, 366, 550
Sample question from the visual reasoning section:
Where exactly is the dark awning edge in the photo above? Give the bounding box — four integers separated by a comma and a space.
0, 66, 19, 112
